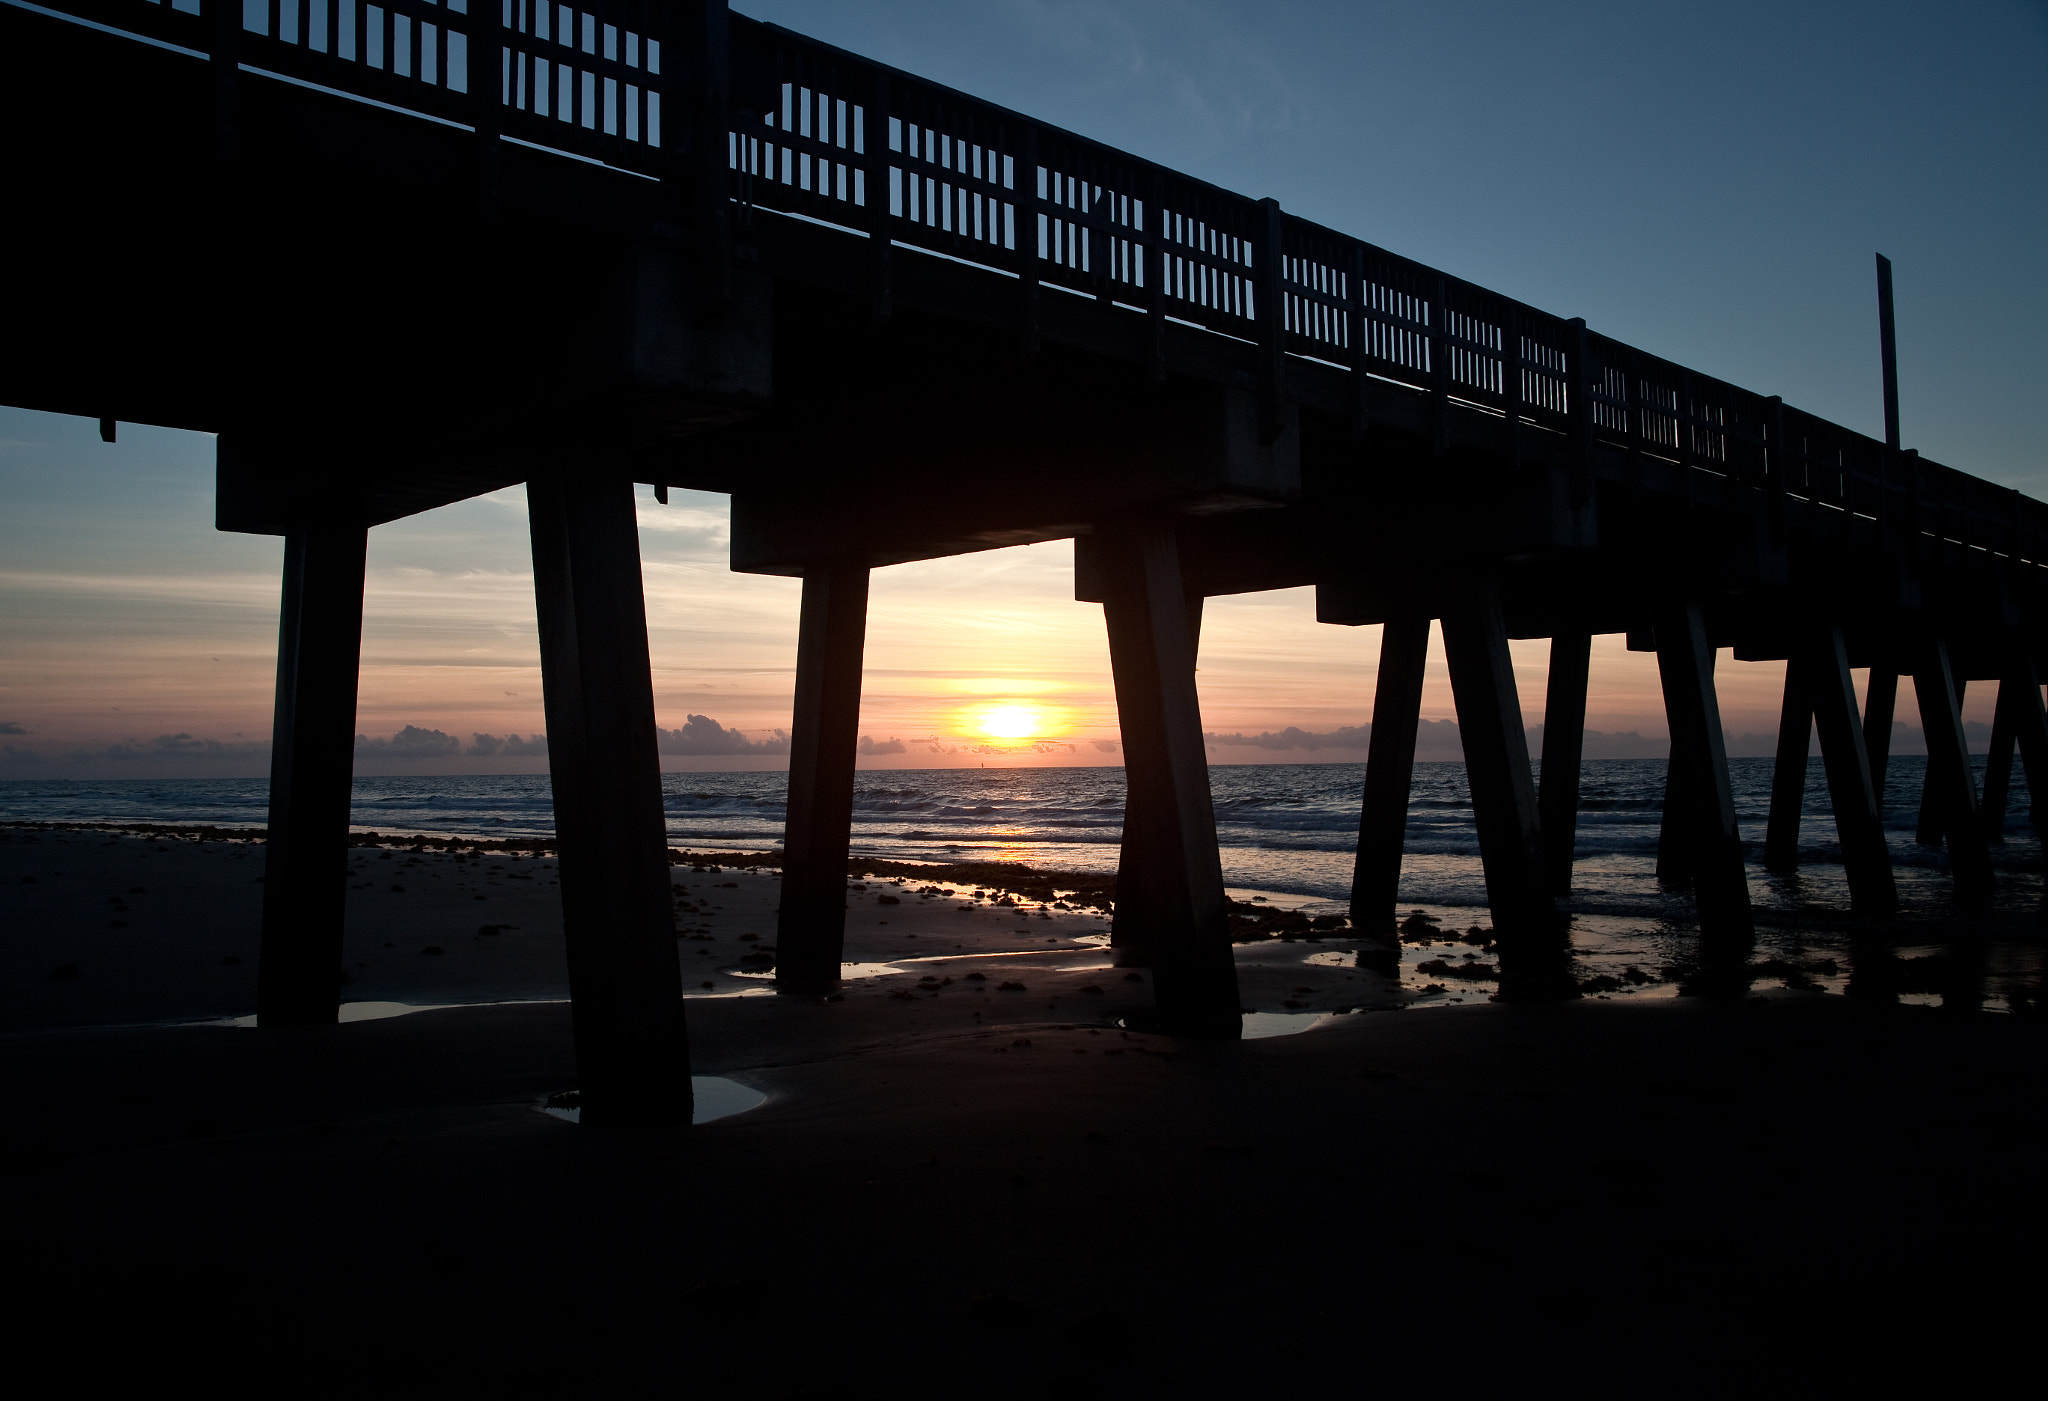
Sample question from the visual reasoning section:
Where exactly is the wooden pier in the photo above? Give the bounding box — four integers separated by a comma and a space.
8, 0, 2046, 1121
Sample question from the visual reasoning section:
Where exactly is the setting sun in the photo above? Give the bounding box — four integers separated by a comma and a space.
968, 702, 1058, 741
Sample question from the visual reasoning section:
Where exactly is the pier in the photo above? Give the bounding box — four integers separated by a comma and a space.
7, 0, 2046, 1122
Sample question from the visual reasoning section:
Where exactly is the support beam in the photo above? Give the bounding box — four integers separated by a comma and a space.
1440, 581, 1564, 992
1654, 601, 1754, 980
1656, 749, 1694, 887
1111, 593, 1203, 967
1537, 631, 1591, 896
1864, 669, 1898, 806
776, 563, 872, 993
528, 473, 691, 1127
1763, 658, 1810, 874
1099, 513, 1239, 1035
1911, 642, 1992, 897
1981, 681, 2016, 844
2006, 660, 2048, 837
1350, 616, 1429, 969
1916, 676, 1965, 846
1807, 627, 1897, 915
257, 525, 368, 1028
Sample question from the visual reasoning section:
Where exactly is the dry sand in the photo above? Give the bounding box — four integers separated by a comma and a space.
3, 824, 2042, 1396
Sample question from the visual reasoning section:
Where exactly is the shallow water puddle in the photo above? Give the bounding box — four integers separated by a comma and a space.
543, 1076, 765, 1127
216, 998, 564, 1028
726, 961, 903, 982
1240, 1009, 1359, 1039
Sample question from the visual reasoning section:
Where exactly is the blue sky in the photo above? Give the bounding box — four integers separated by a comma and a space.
2, 1, 2042, 777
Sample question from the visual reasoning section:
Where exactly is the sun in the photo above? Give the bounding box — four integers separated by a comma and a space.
975, 704, 1045, 740
954, 700, 1056, 745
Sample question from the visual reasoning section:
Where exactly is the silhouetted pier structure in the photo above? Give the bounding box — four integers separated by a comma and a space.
9, 0, 2047, 1120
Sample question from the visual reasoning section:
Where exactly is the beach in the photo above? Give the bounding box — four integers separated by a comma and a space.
4, 822, 2043, 1394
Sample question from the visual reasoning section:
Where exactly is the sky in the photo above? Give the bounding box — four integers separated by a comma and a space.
3, 0, 2044, 779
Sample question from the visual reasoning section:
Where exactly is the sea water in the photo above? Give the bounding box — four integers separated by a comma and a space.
4, 758, 2042, 1007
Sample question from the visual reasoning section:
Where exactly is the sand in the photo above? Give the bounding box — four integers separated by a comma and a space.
3, 823, 2042, 1396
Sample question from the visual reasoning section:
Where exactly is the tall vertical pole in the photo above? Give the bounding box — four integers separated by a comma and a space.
776, 563, 872, 993
1440, 581, 1564, 993
529, 473, 691, 1127
1111, 592, 1202, 968
1099, 513, 1239, 1036
1537, 631, 1591, 895
1351, 616, 1429, 969
1654, 601, 1755, 982
1914, 641, 1992, 896
1763, 657, 1810, 874
1808, 627, 1898, 914
257, 525, 368, 1028
1876, 254, 1901, 452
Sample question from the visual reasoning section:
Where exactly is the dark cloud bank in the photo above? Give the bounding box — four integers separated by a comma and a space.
0, 715, 1988, 774
1203, 719, 1977, 760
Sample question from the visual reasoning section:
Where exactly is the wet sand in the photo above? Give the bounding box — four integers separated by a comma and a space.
3, 824, 2042, 1395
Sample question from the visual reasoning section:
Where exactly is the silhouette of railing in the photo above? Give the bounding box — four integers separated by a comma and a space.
31, 0, 2048, 570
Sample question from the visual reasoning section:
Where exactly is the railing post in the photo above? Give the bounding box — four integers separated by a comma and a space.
688, 0, 732, 321
1015, 126, 1040, 357
473, 0, 502, 222
868, 72, 893, 326
1256, 197, 1286, 445
210, 0, 240, 168
1429, 276, 1451, 457
1500, 305, 1522, 467
1567, 317, 1592, 503
1144, 169, 1168, 384
1346, 245, 1369, 441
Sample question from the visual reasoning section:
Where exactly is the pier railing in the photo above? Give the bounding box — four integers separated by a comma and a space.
35, 0, 2048, 569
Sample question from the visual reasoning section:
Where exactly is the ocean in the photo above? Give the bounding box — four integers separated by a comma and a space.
4, 757, 2042, 1007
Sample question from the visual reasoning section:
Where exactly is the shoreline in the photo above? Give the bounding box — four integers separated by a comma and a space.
8, 819, 2038, 1021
